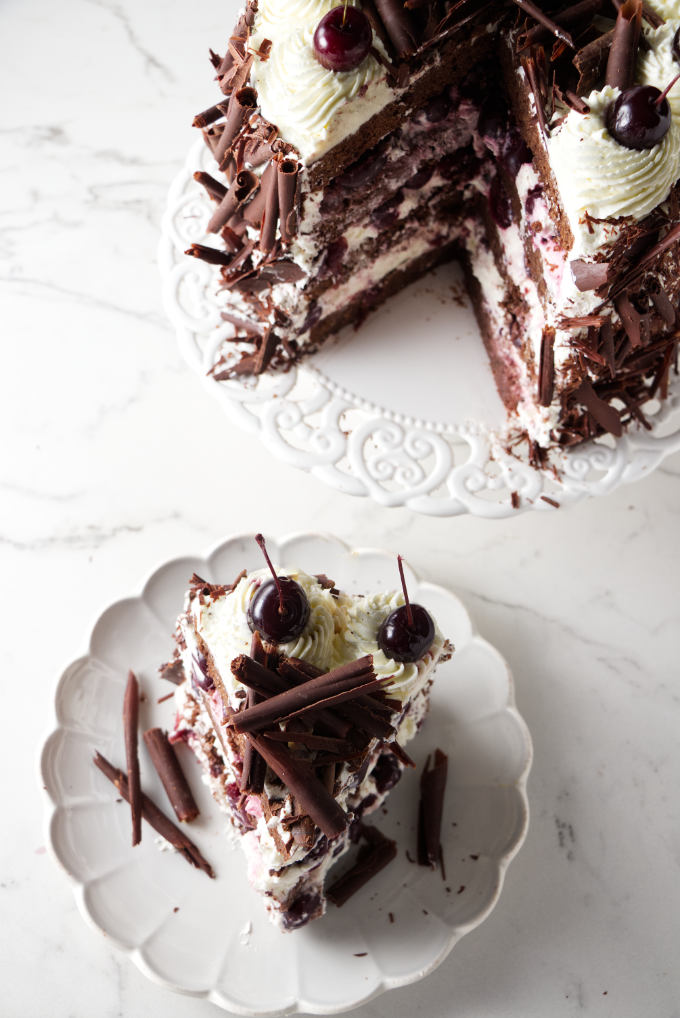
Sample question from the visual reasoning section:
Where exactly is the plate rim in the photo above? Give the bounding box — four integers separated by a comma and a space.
38, 530, 533, 1015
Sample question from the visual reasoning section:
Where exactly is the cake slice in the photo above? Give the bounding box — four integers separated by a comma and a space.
167, 545, 452, 930
185, 0, 680, 457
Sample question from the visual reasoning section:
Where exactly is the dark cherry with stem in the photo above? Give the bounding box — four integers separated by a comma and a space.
313, 4, 372, 73
247, 534, 310, 643
378, 556, 435, 663
606, 74, 680, 151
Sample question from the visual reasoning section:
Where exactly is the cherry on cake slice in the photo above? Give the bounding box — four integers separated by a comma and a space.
167, 540, 452, 930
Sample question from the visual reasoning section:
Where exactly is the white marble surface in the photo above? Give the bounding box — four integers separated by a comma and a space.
3, 0, 680, 1014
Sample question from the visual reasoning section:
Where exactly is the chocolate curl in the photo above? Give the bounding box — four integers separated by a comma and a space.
606, 0, 642, 91
207, 170, 258, 234
193, 170, 227, 203
93, 752, 214, 877
214, 87, 258, 167
248, 734, 348, 839
615, 292, 642, 348
202, 123, 224, 155
123, 671, 142, 847
373, 0, 418, 57
239, 633, 272, 793
573, 379, 623, 436
277, 159, 300, 244
229, 656, 379, 733
522, 54, 548, 135
259, 162, 280, 252
522, 0, 603, 49
231, 653, 288, 697
538, 326, 556, 407
192, 103, 223, 129
512, 0, 575, 48
185, 243, 233, 265
143, 728, 199, 823
263, 730, 354, 754
417, 749, 448, 867
327, 825, 397, 906
573, 29, 615, 94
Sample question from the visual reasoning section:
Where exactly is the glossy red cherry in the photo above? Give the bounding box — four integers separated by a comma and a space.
247, 534, 310, 644
378, 603, 435, 663
247, 576, 310, 642
313, 5, 372, 73
606, 85, 672, 150
377, 555, 435, 663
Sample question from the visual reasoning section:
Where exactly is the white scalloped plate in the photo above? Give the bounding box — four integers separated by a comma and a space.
159, 139, 680, 517
40, 533, 532, 1016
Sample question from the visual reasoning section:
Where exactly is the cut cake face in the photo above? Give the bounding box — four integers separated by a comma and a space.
169, 566, 452, 930
186, 0, 680, 456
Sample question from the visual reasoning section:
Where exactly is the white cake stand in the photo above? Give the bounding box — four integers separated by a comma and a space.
159, 139, 680, 518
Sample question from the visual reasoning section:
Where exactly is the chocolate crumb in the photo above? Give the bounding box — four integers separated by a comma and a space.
157, 692, 174, 704
173, 906, 180, 913
389, 911, 395, 923
457, 884, 466, 894
540, 495, 561, 508
354, 952, 368, 957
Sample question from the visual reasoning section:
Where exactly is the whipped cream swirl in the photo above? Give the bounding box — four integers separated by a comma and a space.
646, 0, 680, 20
638, 20, 680, 120
249, 0, 393, 163
547, 85, 680, 253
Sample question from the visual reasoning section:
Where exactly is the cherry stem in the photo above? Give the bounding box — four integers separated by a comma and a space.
255, 533, 284, 615
656, 72, 680, 105
342, 0, 348, 26
397, 555, 414, 628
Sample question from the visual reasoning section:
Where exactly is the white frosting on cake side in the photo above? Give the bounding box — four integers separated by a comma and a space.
250, 0, 396, 163
547, 85, 680, 256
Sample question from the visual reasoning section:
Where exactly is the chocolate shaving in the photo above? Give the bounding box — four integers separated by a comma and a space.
606, 0, 642, 90
385, 739, 416, 768
335, 700, 395, 739
417, 749, 448, 868
521, 0, 603, 49
615, 292, 642, 348
230, 656, 380, 733
143, 728, 199, 823
240, 634, 270, 793
601, 320, 616, 375
207, 170, 258, 234
608, 222, 680, 300
220, 310, 264, 336
159, 658, 185, 685
247, 734, 347, 838
373, 0, 418, 57
327, 824, 397, 906
539, 326, 556, 407
573, 29, 614, 94
573, 378, 623, 435
513, 0, 575, 48
571, 259, 610, 291
123, 670, 142, 846
231, 653, 288, 697
651, 288, 676, 326
259, 260, 307, 284
193, 170, 227, 203
522, 55, 548, 136
93, 752, 214, 877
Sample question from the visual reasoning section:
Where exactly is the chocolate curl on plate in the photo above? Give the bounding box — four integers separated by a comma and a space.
417, 749, 448, 867
143, 728, 200, 823
373, 0, 418, 57
207, 169, 258, 234
123, 670, 142, 846
93, 752, 214, 877
229, 655, 379, 733
327, 825, 397, 906
214, 87, 258, 167
259, 161, 280, 252
277, 158, 300, 244
512, 0, 575, 48
248, 734, 348, 839
193, 170, 227, 203
606, 0, 642, 91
